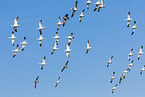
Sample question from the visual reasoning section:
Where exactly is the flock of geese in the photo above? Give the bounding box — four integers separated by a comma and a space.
8, 0, 143, 94
107, 12, 144, 94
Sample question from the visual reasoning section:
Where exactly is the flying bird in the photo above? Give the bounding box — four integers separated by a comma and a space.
85, 0, 92, 9
61, 61, 69, 72
128, 60, 134, 72
64, 43, 72, 58
131, 21, 138, 35
55, 76, 60, 87
34, 76, 39, 89
140, 65, 145, 75
79, 9, 85, 22
93, 0, 101, 12
86, 40, 92, 54
39, 56, 47, 70
36, 20, 45, 32
8, 31, 17, 46
98, 0, 105, 12
112, 84, 118, 94
128, 48, 133, 61
52, 32, 61, 45
62, 14, 69, 27
51, 42, 59, 55
12, 44, 20, 58
110, 71, 116, 83
20, 37, 28, 51
36, 31, 45, 47
119, 77, 123, 84
137, 45, 144, 60
123, 68, 129, 74
56, 16, 63, 31
107, 56, 113, 67
65, 33, 74, 44
71, 0, 79, 18
11, 17, 20, 32
125, 12, 133, 28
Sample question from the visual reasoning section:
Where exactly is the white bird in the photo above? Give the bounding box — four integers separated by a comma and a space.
65, 33, 74, 44
110, 71, 116, 83
52, 32, 61, 45
11, 17, 20, 32
37, 31, 45, 47
34, 76, 39, 89
93, 0, 101, 12
8, 31, 17, 46
112, 84, 118, 94
79, 9, 85, 22
56, 16, 63, 31
20, 37, 28, 51
128, 48, 133, 61
51, 42, 59, 55
36, 20, 45, 32
137, 45, 144, 60
125, 12, 133, 28
140, 65, 145, 75
122, 73, 126, 79
119, 76, 123, 84
131, 21, 138, 35
98, 0, 105, 12
55, 76, 60, 87
39, 56, 47, 70
62, 14, 69, 27
71, 0, 79, 18
123, 68, 129, 74
85, 0, 92, 9
107, 56, 113, 67
64, 43, 72, 58
61, 61, 69, 72
12, 44, 20, 58
128, 60, 134, 72
86, 40, 92, 54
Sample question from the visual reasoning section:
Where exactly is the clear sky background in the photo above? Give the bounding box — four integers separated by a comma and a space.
1, 0, 145, 97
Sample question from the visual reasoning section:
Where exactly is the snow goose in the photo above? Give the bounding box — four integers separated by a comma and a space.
61, 61, 69, 72
34, 76, 39, 89
52, 32, 60, 45
62, 14, 69, 27
98, 0, 105, 12
12, 44, 20, 58
39, 56, 47, 70
112, 84, 118, 94
65, 33, 74, 44
64, 43, 72, 58
85, 0, 92, 9
8, 31, 17, 46
71, 1, 79, 18
119, 77, 123, 84
128, 48, 133, 61
20, 37, 28, 51
56, 16, 63, 31
107, 56, 113, 67
36, 31, 45, 47
11, 17, 20, 32
36, 20, 45, 32
55, 76, 60, 87
140, 65, 145, 75
125, 12, 133, 28
137, 45, 144, 60
110, 71, 116, 83
123, 68, 129, 74
79, 9, 85, 22
51, 42, 59, 55
86, 40, 92, 54
93, 0, 101, 12
131, 21, 138, 35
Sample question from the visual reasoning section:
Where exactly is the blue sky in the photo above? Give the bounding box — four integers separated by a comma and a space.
1, 0, 145, 97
